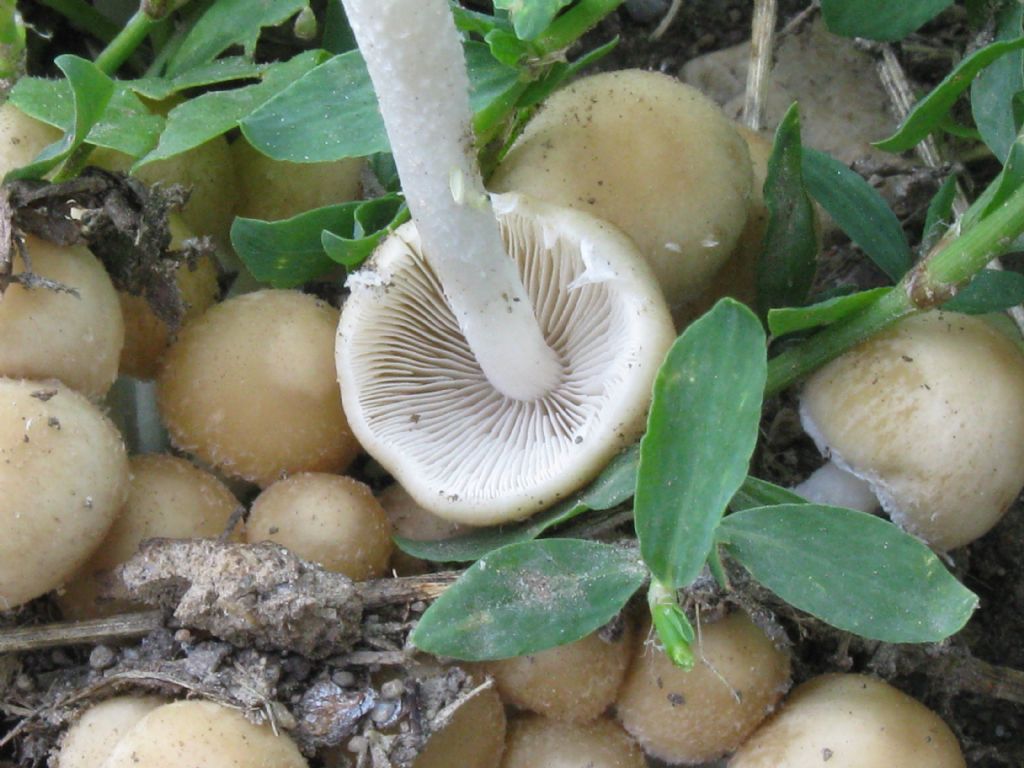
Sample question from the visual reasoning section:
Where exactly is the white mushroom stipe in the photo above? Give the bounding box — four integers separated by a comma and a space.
793, 460, 879, 515
338, 193, 675, 525
340, 0, 560, 401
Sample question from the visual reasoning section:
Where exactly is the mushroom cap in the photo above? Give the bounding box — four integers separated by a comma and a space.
490, 69, 752, 316
56, 696, 165, 768
381, 482, 468, 575
412, 683, 507, 768
336, 193, 675, 524
245, 472, 393, 580
500, 716, 646, 768
729, 674, 965, 767
0, 379, 129, 609
615, 611, 791, 764
800, 311, 1024, 550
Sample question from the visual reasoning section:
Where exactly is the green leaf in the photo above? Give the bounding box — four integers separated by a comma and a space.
126, 57, 265, 101
972, 4, 1024, 162
395, 444, 640, 563
942, 269, 1024, 314
718, 504, 978, 643
485, 28, 533, 67
165, 0, 309, 76
9, 77, 163, 159
321, 195, 408, 270
321, 0, 356, 53
516, 36, 618, 110
767, 287, 893, 338
922, 174, 959, 251
494, 0, 574, 40
138, 51, 324, 167
6, 55, 113, 181
730, 477, 806, 512
411, 539, 645, 660
802, 148, 912, 281
820, 0, 952, 42
241, 43, 519, 163
966, 132, 1024, 230
635, 299, 767, 588
757, 103, 818, 314
876, 35, 1024, 154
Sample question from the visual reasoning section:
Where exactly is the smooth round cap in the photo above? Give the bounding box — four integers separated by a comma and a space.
413, 685, 506, 768
481, 624, 633, 722
0, 103, 62, 174
501, 716, 645, 768
246, 473, 392, 580
381, 482, 467, 575
800, 311, 1024, 549
616, 612, 791, 764
57, 696, 164, 768
59, 454, 239, 619
158, 290, 359, 486
729, 674, 965, 767
338, 193, 675, 524
0, 379, 129, 609
491, 69, 752, 314
232, 137, 363, 221
101, 700, 308, 768
119, 214, 221, 380
0, 236, 124, 398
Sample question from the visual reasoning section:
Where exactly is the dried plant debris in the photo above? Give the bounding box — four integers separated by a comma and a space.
0, 168, 218, 328
118, 539, 364, 660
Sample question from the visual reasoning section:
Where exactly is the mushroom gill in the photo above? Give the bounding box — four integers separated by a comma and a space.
338, 194, 674, 525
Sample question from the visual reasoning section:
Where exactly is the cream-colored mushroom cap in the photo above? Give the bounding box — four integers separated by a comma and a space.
490, 69, 752, 315
479, 623, 633, 722
58, 454, 239, 619
800, 311, 1024, 550
337, 193, 675, 524
101, 700, 308, 768
615, 611, 791, 764
57, 696, 164, 768
245, 473, 392, 580
0, 103, 62, 174
501, 716, 646, 768
158, 290, 360, 486
0, 235, 124, 398
413, 684, 507, 768
0, 379, 129, 609
729, 674, 965, 767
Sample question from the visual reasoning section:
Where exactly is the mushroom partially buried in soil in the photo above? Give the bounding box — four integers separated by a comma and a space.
337, 0, 675, 524
797, 310, 1024, 550
500, 716, 646, 768
55, 696, 165, 768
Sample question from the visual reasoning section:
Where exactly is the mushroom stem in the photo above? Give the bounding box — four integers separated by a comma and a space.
340, 0, 562, 401
793, 460, 879, 514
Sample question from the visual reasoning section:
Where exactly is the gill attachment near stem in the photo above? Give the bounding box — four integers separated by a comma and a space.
648, 579, 695, 670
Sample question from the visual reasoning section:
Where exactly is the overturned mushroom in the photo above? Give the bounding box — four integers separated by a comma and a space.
337, 0, 674, 524
797, 311, 1024, 550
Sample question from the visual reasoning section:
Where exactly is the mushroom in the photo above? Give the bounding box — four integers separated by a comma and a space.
336, 0, 674, 524
380, 482, 468, 576
797, 310, 1024, 550
476, 621, 634, 723
489, 69, 753, 322
729, 674, 965, 767
500, 716, 646, 768
245, 472, 392, 581
410, 682, 507, 768
615, 611, 791, 764
56, 696, 165, 768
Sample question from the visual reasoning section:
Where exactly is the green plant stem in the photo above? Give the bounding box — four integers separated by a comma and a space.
534, 0, 622, 54
647, 580, 695, 670
0, 0, 25, 86
37, 0, 119, 43
93, 8, 157, 75
765, 182, 1024, 396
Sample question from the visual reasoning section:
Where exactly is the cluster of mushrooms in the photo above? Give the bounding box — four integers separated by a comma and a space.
1, 0, 1022, 765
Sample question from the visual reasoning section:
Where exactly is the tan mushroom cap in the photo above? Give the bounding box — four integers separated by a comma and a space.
337, 193, 675, 524
801, 311, 1024, 550
413, 684, 507, 768
490, 69, 752, 316
381, 482, 468, 575
101, 700, 307, 768
245, 473, 392, 580
158, 290, 360, 486
729, 674, 965, 767
0, 379, 129, 610
56, 696, 165, 768
0, 235, 124, 398
615, 611, 791, 764
501, 716, 646, 768
58, 454, 239, 620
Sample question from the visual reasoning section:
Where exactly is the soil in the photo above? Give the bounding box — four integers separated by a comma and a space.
3, 2, 1024, 767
